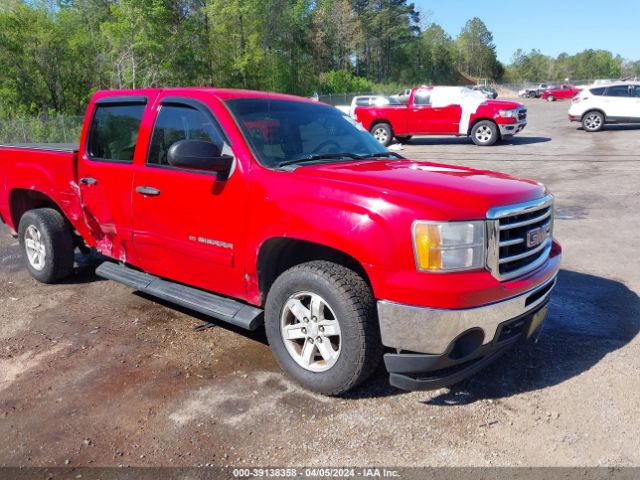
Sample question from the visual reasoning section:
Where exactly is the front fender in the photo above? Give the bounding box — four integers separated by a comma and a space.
245, 172, 409, 303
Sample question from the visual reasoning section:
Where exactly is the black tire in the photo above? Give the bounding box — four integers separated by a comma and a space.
18, 208, 74, 283
264, 261, 382, 395
582, 110, 605, 132
546, 94, 555, 102
470, 120, 499, 146
395, 135, 412, 144
528, 91, 537, 98
370, 122, 393, 146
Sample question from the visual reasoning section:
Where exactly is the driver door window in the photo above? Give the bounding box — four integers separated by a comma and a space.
413, 90, 432, 106
147, 105, 227, 167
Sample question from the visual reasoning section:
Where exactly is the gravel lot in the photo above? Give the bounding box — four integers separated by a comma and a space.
1, 98, 639, 468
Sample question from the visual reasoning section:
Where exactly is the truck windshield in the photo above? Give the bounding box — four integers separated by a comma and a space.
225, 98, 389, 168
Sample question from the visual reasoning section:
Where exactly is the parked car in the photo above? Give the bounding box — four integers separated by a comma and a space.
472, 85, 498, 99
0, 87, 560, 394
568, 82, 640, 132
391, 88, 412, 104
348, 95, 400, 117
541, 85, 581, 102
354, 86, 527, 146
518, 83, 558, 98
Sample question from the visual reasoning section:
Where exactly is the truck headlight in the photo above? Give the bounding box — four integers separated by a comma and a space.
499, 109, 518, 118
412, 221, 486, 272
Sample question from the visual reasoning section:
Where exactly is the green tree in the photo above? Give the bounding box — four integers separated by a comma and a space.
455, 17, 502, 80
510, 49, 552, 82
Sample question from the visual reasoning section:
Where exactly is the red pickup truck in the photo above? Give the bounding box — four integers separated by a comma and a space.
355, 86, 527, 146
0, 88, 560, 394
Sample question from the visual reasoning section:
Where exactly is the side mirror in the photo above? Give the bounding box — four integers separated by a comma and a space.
167, 139, 232, 178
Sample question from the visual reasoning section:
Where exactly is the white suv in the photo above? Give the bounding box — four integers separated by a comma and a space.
569, 82, 640, 132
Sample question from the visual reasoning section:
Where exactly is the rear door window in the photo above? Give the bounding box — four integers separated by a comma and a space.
87, 103, 146, 162
605, 86, 631, 97
590, 87, 606, 96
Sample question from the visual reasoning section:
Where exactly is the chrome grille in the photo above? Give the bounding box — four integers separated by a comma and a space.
486, 195, 554, 281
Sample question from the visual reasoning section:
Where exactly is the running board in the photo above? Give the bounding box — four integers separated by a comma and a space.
95, 262, 263, 330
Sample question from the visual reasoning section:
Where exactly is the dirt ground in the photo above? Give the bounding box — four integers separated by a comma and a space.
1, 98, 639, 468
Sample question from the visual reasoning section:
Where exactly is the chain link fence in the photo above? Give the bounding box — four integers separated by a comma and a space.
317, 80, 609, 105
0, 116, 84, 144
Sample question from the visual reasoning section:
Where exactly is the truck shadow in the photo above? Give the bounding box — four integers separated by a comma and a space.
53, 259, 638, 402
576, 125, 640, 132
419, 269, 640, 405
403, 136, 551, 147
500, 136, 552, 145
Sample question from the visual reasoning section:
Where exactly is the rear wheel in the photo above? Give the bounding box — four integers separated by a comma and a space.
546, 94, 555, 102
582, 111, 604, 132
471, 120, 499, 146
18, 208, 74, 283
264, 261, 382, 395
370, 123, 393, 146
528, 91, 537, 98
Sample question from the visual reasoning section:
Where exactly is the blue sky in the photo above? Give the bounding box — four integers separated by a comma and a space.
413, 0, 638, 63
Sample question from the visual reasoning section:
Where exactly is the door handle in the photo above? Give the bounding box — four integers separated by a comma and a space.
135, 186, 161, 196
79, 177, 97, 186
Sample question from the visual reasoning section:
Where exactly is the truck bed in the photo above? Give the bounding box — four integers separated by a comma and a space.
0, 143, 87, 237
0, 143, 79, 153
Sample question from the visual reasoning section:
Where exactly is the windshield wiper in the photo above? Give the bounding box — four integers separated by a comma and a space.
278, 151, 403, 168
278, 153, 361, 168
356, 152, 404, 159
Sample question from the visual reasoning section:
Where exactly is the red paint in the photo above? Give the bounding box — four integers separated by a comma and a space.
0, 87, 560, 312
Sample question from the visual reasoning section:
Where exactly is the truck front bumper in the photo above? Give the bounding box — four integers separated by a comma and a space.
498, 120, 526, 137
377, 274, 556, 391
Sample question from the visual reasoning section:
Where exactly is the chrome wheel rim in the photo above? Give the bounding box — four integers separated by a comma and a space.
373, 127, 389, 144
280, 291, 342, 372
24, 225, 46, 271
475, 125, 493, 143
584, 114, 602, 131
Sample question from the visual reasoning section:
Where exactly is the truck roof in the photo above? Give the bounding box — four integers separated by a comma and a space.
92, 87, 318, 104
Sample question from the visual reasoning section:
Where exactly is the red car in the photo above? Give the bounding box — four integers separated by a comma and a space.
355, 86, 527, 146
541, 85, 581, 101
0, 87, 560, 394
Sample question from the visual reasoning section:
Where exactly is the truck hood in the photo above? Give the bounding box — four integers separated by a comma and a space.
483, 99, 524, 109
293, 159, 545, 219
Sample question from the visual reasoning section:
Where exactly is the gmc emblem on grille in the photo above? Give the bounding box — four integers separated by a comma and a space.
526, 223, 549, 248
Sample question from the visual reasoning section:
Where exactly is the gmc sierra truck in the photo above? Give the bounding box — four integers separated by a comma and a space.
354, 86, 527, 147
0, 88, 560, 395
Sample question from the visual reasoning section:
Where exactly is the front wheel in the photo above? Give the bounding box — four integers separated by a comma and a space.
546, 94, 555, 102
471, 120, 499, 146
370, 123, 393, 146
18, 208, 75, 283
582, 111, 604, 132
264, 261, 382, 395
